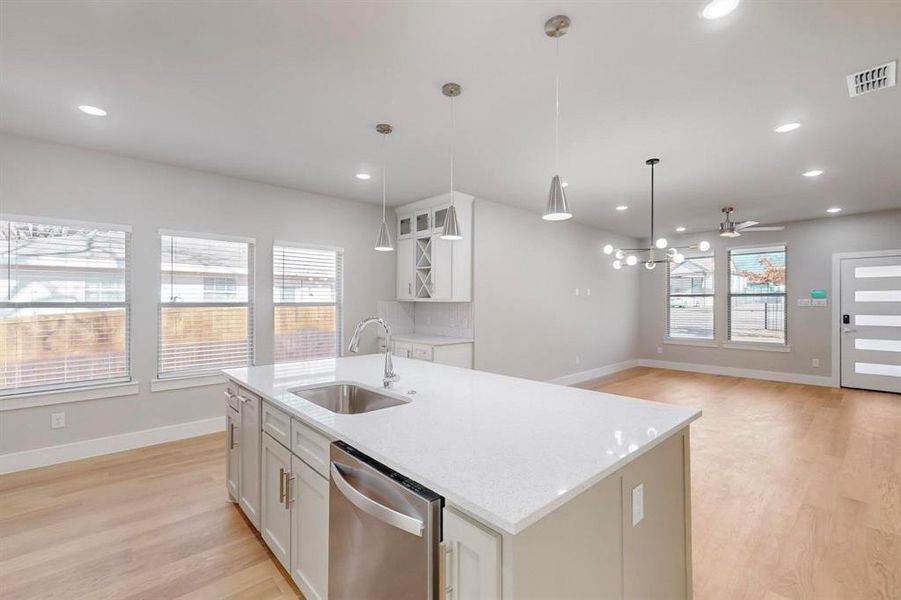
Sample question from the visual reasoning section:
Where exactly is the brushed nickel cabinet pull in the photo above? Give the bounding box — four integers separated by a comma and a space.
278, 467, 286, 504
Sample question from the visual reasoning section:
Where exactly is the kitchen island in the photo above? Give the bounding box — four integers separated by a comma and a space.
224, 355, 701, 600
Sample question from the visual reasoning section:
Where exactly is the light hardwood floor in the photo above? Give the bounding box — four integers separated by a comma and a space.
1, 367, 898, 599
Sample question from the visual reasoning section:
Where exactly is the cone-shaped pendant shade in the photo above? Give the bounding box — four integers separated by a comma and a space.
440, 204, 463, 240
542, 175, 572, 221
374, 221, 393, 251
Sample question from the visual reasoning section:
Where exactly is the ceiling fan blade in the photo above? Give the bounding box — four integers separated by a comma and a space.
735, 220, 759, 229
742, 226, 785, 231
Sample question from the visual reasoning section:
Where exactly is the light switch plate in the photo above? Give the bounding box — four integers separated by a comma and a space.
632, 483, 644, 526
797, 298, 811, 307
812, 299, 828, 307
51, 412, 65, 429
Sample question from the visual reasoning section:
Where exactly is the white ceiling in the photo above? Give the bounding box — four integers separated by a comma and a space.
1, 1, 899, 237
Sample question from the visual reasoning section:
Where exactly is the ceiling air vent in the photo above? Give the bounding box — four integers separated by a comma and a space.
846, 60, 897, 97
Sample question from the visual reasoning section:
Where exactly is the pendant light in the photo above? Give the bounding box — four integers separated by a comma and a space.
602, 158, 710, 269
543, 15, 572, 221
440, 82, 463, 241
373, 123, 394, 251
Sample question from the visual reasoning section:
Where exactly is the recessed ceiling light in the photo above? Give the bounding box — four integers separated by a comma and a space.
676, 226, 686, 232
802, 169, 824, 177
615, 205, 628, 211
355, 173, 371, 180
78, 105, 107, 117
701, 0, 740, 20
774, 122, 801, 133
826, 207, 842, 214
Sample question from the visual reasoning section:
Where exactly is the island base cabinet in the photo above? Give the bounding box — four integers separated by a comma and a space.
291, 455, 329, 600
442, 507, 502, 600
226, 407, 240, 502
238, 388, 262, 530
261, 433, 292, 570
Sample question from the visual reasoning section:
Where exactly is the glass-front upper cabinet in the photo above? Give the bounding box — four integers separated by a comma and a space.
415, 210, 431, 236
432, 206, 449, 233
398, 215, 413, 239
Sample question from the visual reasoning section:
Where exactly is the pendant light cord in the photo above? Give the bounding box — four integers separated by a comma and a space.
450, 94, 455, 207
555, 36, 560, 176
650, 162, 655, 243
381, 132, 387, 223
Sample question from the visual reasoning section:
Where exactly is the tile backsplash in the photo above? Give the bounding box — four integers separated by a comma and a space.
376, 301, 473, 339
376, 301, 414, 334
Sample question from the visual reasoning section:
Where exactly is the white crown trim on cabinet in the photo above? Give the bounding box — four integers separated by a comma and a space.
0, 416, 225, 474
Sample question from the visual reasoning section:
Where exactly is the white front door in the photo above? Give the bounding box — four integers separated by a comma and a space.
840, 254, 901, 393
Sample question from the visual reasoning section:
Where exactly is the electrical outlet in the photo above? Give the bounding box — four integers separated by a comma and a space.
51, 412, 66, 429
574, 287, 580, 296
812, 358, 820, 368
657, 346, 663, 354
632, 483, 644, 526
575, 355, 581, 366
586, 288, 591, 296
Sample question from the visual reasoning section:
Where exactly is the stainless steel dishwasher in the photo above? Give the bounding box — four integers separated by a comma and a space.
329, 441, 443, 599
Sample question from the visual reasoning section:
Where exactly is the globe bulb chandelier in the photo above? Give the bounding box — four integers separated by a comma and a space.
603, 158, 710, 270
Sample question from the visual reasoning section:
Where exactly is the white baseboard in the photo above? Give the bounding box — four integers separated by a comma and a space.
636, 359, 837, 388
0, 416, 225, 475
548, 359, 640, 386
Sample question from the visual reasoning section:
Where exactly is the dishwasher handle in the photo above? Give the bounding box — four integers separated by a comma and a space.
330, 463, 424, 537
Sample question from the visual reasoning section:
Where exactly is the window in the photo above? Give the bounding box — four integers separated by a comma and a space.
159, 233, 254, 378
1, 218, 131, 394
273, 243, 343, 363
667, 253, 715, 340
728, 245, 787, 344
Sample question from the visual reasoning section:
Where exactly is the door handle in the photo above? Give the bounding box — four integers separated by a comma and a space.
330, 463, 424, 536
238, 394, 251, 404
228, 423, 235, 449
279, 467, 287, 504
286, 473, 296, 508
842, 327, 857, 334
439, 541, 455, 599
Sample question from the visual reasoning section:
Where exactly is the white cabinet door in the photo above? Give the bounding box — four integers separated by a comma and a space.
291, 456, 330, 600
393, 341, 412, 358
226, 406, 240, 502
261, 433, 292, 570
238, 388, 261, 529
443, 508, 502, 600
431, 235, 454, 300
397, 238, 414, 300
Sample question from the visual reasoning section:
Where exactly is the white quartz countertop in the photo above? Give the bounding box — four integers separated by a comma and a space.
224, 355, 700, 535
378, 333, 474, 346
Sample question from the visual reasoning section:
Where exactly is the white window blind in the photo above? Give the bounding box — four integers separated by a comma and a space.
159, 233, 254, 377
728, 245, 787, 344
667, 254, 715, 340
273, 243, 343, 363
1, 218, 131, 394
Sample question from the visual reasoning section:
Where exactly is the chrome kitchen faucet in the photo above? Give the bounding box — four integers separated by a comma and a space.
348, 317, 399, 388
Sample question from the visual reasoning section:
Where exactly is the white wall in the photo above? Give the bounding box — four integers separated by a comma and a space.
0, 133, 395, 454
472, 198, 640, 381
637, 209, 901, 379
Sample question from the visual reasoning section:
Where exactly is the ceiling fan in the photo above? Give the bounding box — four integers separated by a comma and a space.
718, 207, 785, 238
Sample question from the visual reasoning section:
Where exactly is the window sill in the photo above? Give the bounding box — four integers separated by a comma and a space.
151, 374, 225, 392
664, 339, 719, 348
722, 341, 791, 353
0, 381, 140, 411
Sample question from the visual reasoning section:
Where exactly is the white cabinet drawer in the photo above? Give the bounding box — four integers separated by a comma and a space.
291, 418, 332, 478
262, 401, 291, 449
412, 344, 434, 361
224, 383, 240, 412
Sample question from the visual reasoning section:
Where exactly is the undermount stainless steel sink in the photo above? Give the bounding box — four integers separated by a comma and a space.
289, 384, 407, 415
